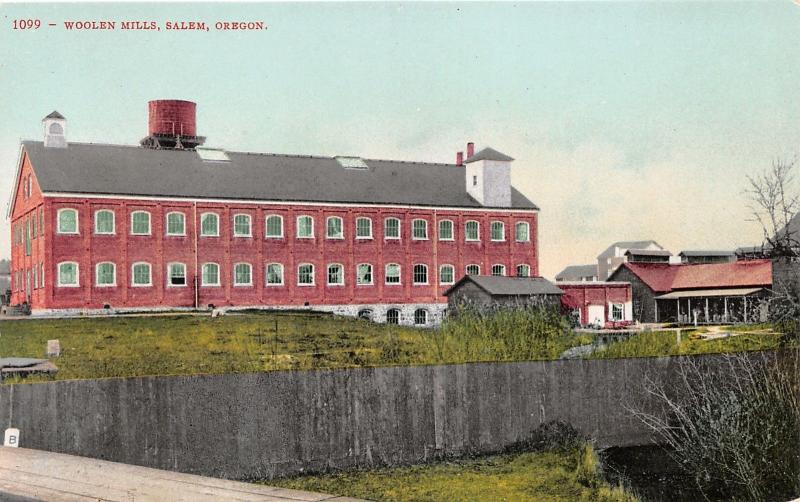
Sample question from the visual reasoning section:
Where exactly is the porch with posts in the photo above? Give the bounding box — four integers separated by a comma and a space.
653, 288, 767, 324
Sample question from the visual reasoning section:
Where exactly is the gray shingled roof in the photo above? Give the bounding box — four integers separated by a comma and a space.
44, 111, 65, 120
679, 250, 735, 257
22, 141, 537, 210
444, 275, 563, 297
464, 147, 514, 163
625, 249, 672, 257
555, 264, 598, 281
597, 240, 662, 259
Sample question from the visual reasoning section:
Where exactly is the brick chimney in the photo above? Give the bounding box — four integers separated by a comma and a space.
456, 151, 464, 166
466, 142, 475, 159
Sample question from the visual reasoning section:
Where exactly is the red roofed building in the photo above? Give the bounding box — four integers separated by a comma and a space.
608, 259, 772, 324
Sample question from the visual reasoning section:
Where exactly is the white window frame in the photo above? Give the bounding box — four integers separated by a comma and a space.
355, 217, 373, 239
297, 263, 315, 286
439, 264, 455, 285
490, 221, 506, 242
265, 214, 284, 238
516, 264, 531, 277
265, 263, 284, 286
611, 303, 624, 322
56, 208, 79, 235
438, 219, 454, 241
384, 217, 401, 240
491, 264, 506, 276
166, 212, 186, 236
131, 262, 152, 287
386, 308, 401, 325
233, 213, 252, 238
412, 219, 428, 240
233, 262, 253, 287
201, 263, 221, 287
414, 309, 428, 326
95, 262, 117, 287
515, 221, 531, 242
326, 216, 344, 240
413, 264, 429, 285
167, 262, 187, 288
57, 261, 79, 287
327, 263, 345, 286
296, 215, 314, 239
356, 263, 373, 285
465, 220, 480, 242
466, 264, 480, 275
40, 263, 44, 289
200, 212, 220, 237
94, 209, 115, 235
130, 211, 152, 236
385, 263, 402, 285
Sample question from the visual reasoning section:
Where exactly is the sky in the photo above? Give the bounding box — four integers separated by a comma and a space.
0, 2, 798, 279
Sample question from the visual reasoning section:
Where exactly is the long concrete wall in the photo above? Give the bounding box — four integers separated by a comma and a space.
0, 357, 707, 480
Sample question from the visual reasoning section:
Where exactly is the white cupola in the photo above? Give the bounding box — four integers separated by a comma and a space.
43, 111, 67, 148
464, 146, 513, 207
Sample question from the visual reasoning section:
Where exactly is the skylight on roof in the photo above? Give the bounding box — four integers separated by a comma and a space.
196, 148, 230, 162
335, 156, 368, 169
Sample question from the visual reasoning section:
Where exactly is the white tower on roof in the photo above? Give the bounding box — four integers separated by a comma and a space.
464, 146, 513, 207
43, 111, 67, 148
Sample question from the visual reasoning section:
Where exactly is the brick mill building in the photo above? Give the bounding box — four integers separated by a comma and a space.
7, 100, 540, 325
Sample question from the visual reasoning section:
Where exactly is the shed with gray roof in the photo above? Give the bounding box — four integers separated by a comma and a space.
443, 275, 563, 311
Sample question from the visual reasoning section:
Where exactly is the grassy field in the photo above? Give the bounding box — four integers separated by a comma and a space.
0, 310, 587, 381
589, 327, 790, 359
270, 444, 637, 502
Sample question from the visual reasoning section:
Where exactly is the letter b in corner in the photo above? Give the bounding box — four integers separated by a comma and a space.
4, 428, 19, 447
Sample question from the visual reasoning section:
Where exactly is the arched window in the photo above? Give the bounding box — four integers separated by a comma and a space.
233, 214, 252, 237
94, 209, 115, 234
515, 222, 530, 242
167, 263, 186, 287
412, 219, 428, 240
413, 264, 428, 284
131, 211, 151, 235
166, 212, 186, 236
384, 218, 400, 239
326, 216, 343, 239
466, 264, 480, 275
516, 264, 530, 277
57, 208, 78, 234
465, 221, 480, 241
202, 263, 220, 286
200, 213, 219, 236
57, 262, 79, 287
357, 264, 373, 285
356, 217, 373, 239
266, 263, 284, 285
386, 308, 401, 325
95, 262, 116, 286
358, 309, 373, 321
131, 262, 152, 287
385, 263, 401, 284
298, 263, 315, 285
49, 123, 63, 135
265, 215, 283, 238
491, 264, 506, 276
439, 265, 455, 285
297, 215, 314, 238
414, 309, 428, 326
327, 263, 344, 285
491, 221, 505, 241
438, 220, 454, 241
234, 263, 253, 286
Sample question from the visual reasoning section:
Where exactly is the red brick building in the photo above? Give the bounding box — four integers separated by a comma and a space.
557, 282, 633, 328
8, 101, 539, 325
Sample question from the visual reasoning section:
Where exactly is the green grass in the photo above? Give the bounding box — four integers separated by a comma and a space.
0, 311, 588, 381
588, 328, 791, 359
269, 444, 637, 502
